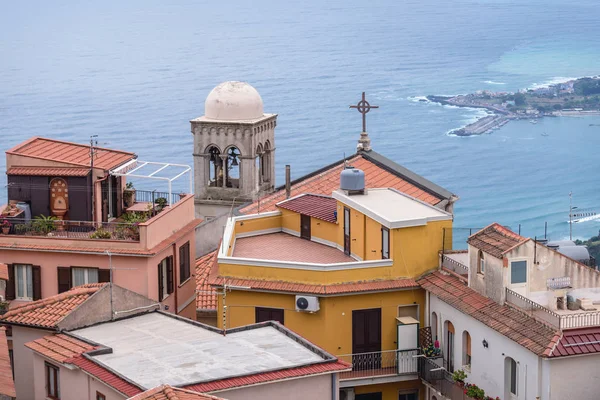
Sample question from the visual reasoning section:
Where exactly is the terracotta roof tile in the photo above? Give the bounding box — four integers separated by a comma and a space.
210, 275, 418, 296
239, 154, 443, 214
0, 263, 7, 281
549, 327, 600, 358
25, 334, 97, 363
184, 361, 350, 393
196, 251, 218, 310
0, 327, 16, 397
418, 271, 559, 356
7, 137, 135, 171
1, 283, 106, 328
70, 355, 143, 397
6, 166, 90, 177
128, 385, 224, 400
276, 194, 338, 223
467, 223, 528, 259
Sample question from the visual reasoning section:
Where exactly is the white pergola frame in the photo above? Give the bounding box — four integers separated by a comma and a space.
110, 159, 193, 205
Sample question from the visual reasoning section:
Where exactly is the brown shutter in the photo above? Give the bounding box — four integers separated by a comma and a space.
5, 264, 15, 301
166, 256, 174, 294
57, 267, 72, 294
157, 262, 164, 302
32, 265, 41, 300
98, 269, 110, 283
179, 242, 190, 283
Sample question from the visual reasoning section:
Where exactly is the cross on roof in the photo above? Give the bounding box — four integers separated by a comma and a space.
350, 92, 379, 132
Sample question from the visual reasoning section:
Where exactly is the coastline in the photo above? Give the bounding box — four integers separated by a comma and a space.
424, 77, 600, 136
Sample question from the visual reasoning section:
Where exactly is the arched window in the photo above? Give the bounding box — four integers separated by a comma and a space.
444, 320, 455, 372
505, 357, 518, 397
263, 141, 271, 183
431, 312, 438, 344
478, 250, 485, 274
462, 331, 471, 369
206, 145, 221, 187
224, 146, 241, 188
256, 144, 264, 185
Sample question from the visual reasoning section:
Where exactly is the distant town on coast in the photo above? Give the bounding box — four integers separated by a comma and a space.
425, 76, 600, 136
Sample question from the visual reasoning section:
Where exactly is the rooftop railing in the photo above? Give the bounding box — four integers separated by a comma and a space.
441, 253, 469, 276
0, 218, 141, 242
337, 349, 419, 381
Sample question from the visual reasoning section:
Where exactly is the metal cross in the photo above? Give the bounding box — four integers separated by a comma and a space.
350, 92, 379, 132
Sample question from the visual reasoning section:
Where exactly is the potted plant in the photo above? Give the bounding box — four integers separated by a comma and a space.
464, 383, 485, 400
178, 192, 186, 200
423, 344, 441, 358
0, 301, 9, 315
89, 228, 112, 239
155, 197, 168, 211
32, 215, 58, 235
123, 182, 136, 208
452, 369, 468, 387
0, 218, 11, 234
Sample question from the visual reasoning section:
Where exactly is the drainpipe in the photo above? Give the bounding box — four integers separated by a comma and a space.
173, 242, 178, 314
331, 373, 337, 400
285, 165, 291, 199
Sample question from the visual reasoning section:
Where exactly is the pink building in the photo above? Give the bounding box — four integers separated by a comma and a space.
2, 283, 348, 400
0, 137, 200, 320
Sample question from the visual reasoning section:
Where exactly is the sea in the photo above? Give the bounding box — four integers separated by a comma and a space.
1, 0, 600, 244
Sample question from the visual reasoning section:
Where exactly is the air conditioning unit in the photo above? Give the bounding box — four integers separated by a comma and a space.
295, 295, 320, 312
340, 388, 355, 400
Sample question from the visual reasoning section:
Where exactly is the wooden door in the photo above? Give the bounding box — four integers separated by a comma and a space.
352, 308, 381, 369
300, 214, 311, 240
344, 207, 351, 255
356, 393, 382, 400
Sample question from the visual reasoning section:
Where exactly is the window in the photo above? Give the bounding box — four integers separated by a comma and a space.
96, 391, 106, 400
462, 331, 471, 369
381, 227, 390, 259
445, 321, 455, 372
179, 242, 191, 284
398, 392, 418, 400
511, 261, 527, 284
431, 312, 438, 344
255, 307, 284, 324
45, 362, 60, 399
158, 256, 173, 302
72, 267, 98, 287
506, 357, 518, 396
15, 264, 33, 300
478, 250, 485, 274
9, 349, 14, 379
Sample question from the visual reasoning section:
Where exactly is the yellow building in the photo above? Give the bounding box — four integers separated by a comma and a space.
209, 167, 453, 400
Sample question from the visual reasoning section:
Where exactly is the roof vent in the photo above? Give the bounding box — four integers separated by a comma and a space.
340, 167, 365, 195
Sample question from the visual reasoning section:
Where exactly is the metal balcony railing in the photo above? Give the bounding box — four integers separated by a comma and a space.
418, 357, 475, 400
337, 349, 419, 380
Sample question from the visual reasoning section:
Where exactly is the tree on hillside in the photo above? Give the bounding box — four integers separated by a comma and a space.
514, 93, 526, 106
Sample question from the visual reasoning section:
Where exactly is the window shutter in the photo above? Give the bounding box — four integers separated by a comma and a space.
57, 267, 72, 294
157, 263, 164, 302
5, 264, 15, 300
98, 269, 110, 283
167, 256, 174, 294
179, 242, 190, 284
32, 265, 41, 301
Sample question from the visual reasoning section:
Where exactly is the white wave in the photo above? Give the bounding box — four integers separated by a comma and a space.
483, 80, 506, 85
407, 96, 430, 103
528, 77, 578, 90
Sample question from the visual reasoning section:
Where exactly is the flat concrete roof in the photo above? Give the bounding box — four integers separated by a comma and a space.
73, 313, 325, 389
332, 188, 452, 229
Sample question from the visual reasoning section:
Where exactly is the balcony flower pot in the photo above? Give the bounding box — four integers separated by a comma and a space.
1, 227, 9, 235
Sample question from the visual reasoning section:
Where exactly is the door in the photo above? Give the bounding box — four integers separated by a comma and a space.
356, 393, 382, 400
300, 214, 311, 240
344, 207, 351, 255
447, 326, 455, 373
352, 308, 382, 370
509, 259, 528, 296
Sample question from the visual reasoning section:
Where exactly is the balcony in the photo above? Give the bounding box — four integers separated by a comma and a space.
337, 349, 419, 386
441, 251, 469, 279
419, 357, 479, 400
0, 218, 141, 241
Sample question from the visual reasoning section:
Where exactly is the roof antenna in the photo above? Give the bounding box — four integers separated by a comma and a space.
343, 152, 347, 169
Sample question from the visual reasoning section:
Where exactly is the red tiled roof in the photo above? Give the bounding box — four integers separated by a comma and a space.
128, 385, 224, 400
0, 218, 203, 256
196, 251, 218, 310
276, 194, 338, 223
185, 361, 350, 393
239, 154, 442, 214
0, 327, 16, 397
1, 283, 106, 328
211, 275, 419, 295
6, 166, 90, 177
418, 271, 560, 357
0, 263, 7, 281
550, 327, 600, 358
25, 334, 97, 363
467, 223, 528, 259
7, 137, 136, 171
70, 355, 143, 397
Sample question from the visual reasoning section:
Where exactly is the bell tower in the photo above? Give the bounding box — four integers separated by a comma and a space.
191, 81, 277, 219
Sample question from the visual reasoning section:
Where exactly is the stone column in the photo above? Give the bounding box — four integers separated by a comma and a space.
240, 155, 255, 198
219, 155, 229, 188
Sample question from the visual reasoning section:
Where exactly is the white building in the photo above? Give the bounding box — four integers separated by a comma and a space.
419, 223, 600, 400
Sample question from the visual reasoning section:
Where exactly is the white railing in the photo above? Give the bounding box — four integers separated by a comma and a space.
561, 311, 600, 329
547, 276, 571, 290
441, 254, 469, 276
337, 349, 419, 380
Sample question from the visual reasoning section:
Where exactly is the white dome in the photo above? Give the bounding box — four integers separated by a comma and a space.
204, 81, 264, 121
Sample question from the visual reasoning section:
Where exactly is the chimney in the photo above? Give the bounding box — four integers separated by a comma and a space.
285, 165, 291, 199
